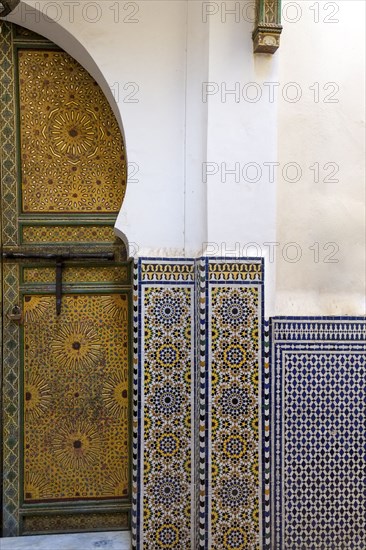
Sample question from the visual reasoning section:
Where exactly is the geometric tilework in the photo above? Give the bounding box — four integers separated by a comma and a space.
196, 259, 206, 550
271, 318, 366, 549
262, 321, 271, 549
205, 259, 263, 550
133, 257, 265, 550
134, 259, 195, 550
131, 261, 139, 548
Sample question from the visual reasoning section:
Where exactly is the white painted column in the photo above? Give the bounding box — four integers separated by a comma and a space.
203, 3, 279, 316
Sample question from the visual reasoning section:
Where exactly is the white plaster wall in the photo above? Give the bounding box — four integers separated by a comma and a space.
276, 0, 366, 315
7, 0, 363, 316
204, 4, 279, 315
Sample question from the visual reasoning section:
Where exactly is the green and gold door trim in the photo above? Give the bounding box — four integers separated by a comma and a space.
1, 22, 131, 536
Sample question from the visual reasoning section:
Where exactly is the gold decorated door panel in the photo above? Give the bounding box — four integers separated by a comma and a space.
0, 23, 130, 537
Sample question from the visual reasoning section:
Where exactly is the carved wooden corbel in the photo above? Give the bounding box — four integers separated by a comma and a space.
253, 0, 282, 54
0, 0, 19, 17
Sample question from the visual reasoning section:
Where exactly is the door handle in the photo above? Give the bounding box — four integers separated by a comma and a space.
7, 305, 22, 324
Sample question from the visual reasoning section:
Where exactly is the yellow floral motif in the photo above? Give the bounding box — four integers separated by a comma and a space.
100, 294, 128, 322
211, 371, 219, 386
24, 373, 51, 420
102, 370, 129, 420
184, 457, 191, 474
211, 460, 219, 479
184, 326, 191, 340
223, 435, 247, 458
100, 469, 129, 498
184, 412, 191, 429
52, 419, 101, 470
211, 326, 219, 341
22, 224, 115, 244
251, 413, 259, 434
49, 107, 97, 158
24, 471, 52, 501
63, 181, 91, 210
223, 344, 247, 369
251, 458, 259, 477
23, 512, 128, 532
144, 505, 151, 521
144, 416, 151, 431
23, 295, 51, 323
19, 50, 126, 213
223, 527, 248, 549
252, 502, 259, 525
211, 417, 219, 433
21, 293, 129, 502
50, 321, 102, 369
156, 524, 179, 548
156, 433, 180, 457
155, 343, 180, 368
184, 370, 191, 384
251, 369, 259, 390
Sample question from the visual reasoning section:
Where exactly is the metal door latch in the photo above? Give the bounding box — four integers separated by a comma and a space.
7, 304, 22, 323
2, 250, 114, 316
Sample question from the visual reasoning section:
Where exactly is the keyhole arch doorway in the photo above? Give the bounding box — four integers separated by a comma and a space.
0, 19, 132, 537
4, 0, 131, 253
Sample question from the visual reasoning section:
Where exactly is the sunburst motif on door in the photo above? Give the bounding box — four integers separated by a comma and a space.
18, 50, 126, 213
1, 23, 131, 536
23, 294, 129, 502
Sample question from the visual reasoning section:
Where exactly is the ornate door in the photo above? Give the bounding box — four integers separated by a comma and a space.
0, 23, 131, 537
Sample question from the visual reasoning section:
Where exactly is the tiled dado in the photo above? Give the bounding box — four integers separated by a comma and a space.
137, 259, 195, 550
132, 258, 264, 550
271, 317, 366, 549
201, 259, 264, 550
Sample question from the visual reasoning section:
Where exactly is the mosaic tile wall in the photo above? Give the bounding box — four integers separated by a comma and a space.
134, 259, 196, 549
263, 321, 271, 549
203, 259, 263, 550
271, 317, 366, 549
133, 258, 264, 550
